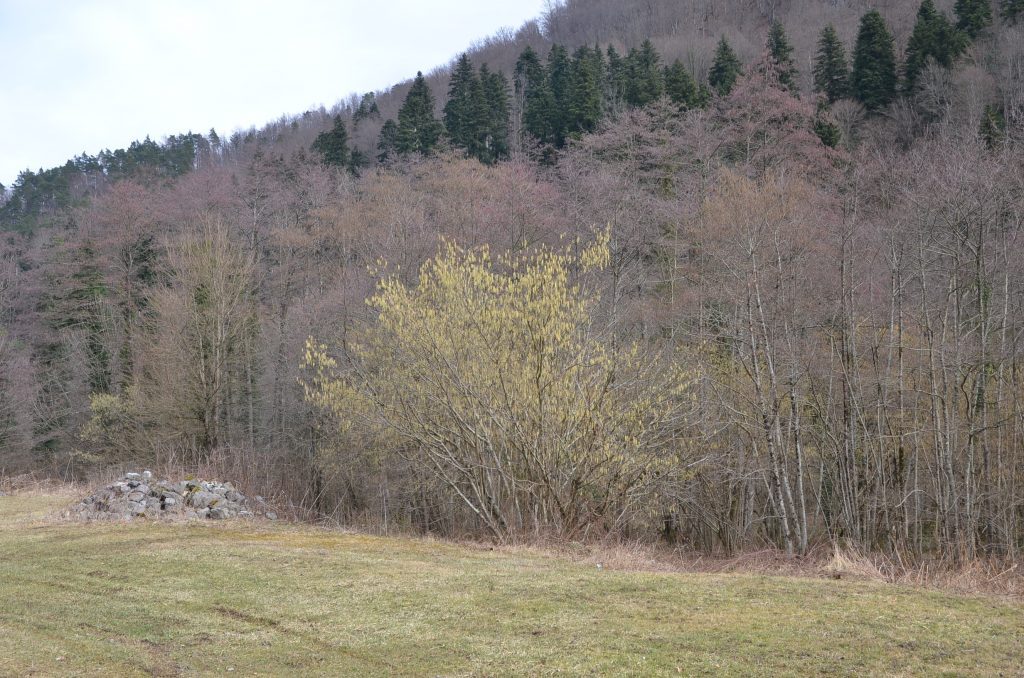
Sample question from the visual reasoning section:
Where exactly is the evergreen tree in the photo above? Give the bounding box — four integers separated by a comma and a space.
395, 72, 444, 155
955, 0, 992, 36
813, 24, 850, 103
979, 103, 1006, 147
664, 60, 700, 109
515, 47, 555, 145
480, 65, 510, 164
904, 0, 965, 92
1004, 0, 1024, 21
813, 100, 842, 148
377, 119, 399, 163
568, 46, 604, 134
604, 45, 627, 111
709, 36, 743, 96
444, 54, 480, 151
311, 115, 351, 169
546, 45, 573, 146
353, 92, 381, 126
851, 10, 898, 111
625, 39, 664, 107
768, 22, 799, 91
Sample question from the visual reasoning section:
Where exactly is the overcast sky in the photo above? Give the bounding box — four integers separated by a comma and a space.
0, 0, 550, 187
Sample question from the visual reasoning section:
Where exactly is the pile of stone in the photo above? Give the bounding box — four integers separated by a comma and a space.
66, 471, 278, 521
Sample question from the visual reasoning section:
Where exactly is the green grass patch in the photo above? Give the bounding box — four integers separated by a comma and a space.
0, 494, 1021, 676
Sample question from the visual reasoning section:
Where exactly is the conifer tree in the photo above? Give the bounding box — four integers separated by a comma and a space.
604, 45, 627, 110
353, 92, 381, 126
813, 24, 850, 103
395, 72, 443, 156
377, 119, 399, 163
979, 103, 1005, 147
664, 60, 700, 109
444, 54, 480, 151
1004, 0, 1024, 21
515, 47, 555, 146
904, 0, 965, 92
546, 45, 573, 146
480, 65, 510, 164
568, 46, 604, 134
625, 39, 664, 107
851, 10, 898, 111
709, 37, 743, 96
311, 115, 351, 168
955, 0, 992, 36
768, 22, 798, 91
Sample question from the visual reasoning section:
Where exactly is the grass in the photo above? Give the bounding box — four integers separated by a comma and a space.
0, 494, 1022, 677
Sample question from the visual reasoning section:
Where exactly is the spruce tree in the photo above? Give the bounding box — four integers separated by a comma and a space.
813, 24, 850, 103
444, 53, 479, 151
377, 119, 399, 163
515, 47, 555, 145
768, 22, 798, 91
979, 103, 1005, 147
664, 60, 700, 109
904, 0, 965, 92
1004, 0, 1024, 21
568, 46, 604, 134
708, 36, 743, 96
604, 45, 627, 110
546, 45, 573, 146
311, 115, 350, 168
625, 39, 664, 107
395, 72, 444, 156
353, 92, 380, 126
955, 0, 992, 37
480, 65, 510, 164
851, 10, 898, 111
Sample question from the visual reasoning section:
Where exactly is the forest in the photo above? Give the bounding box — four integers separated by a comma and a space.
2, 0, 1023, 564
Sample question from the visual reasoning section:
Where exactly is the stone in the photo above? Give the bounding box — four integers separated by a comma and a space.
124, 472, 141, 480
189, 491, 220, 509
127, 491, 145, 502
163, 497, 177, 507
266, 512, 278, 521
142, 470, 152, 480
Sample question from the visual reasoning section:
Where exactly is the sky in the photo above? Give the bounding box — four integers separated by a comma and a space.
0, 0, 551, 187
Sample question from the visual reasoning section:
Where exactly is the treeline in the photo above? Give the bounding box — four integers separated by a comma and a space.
1, 131, 222, 232
1, 0, 1023, 562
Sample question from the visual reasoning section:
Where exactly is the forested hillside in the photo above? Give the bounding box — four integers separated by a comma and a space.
2, 0, 1023, 561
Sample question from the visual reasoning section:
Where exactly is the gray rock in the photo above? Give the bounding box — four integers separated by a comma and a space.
129, 502, 146, 515
209, 507, 228, 520
124, 472, 141, 480
226, 490, 245, 503
265, 512, 278, 520
142, 470, 152, 480
127, 491, 145, 502
163, 497, 177, 507
189, 491, 220, 509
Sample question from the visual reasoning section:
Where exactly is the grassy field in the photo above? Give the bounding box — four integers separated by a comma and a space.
0, 493, 1021, 677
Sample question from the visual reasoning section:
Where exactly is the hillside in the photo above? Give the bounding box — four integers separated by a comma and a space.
1, 491, 1022, 676
1, 0, 1023, 565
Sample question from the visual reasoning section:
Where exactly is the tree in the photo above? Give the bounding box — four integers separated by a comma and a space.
395, 72, 444, 156
709, 36, 742, 96
904, 0, 965, 93
626, 39, 664, 107
813, 24, 850, 103
515, 47, 555, 146
955, 0, 992, 36
479, 65, 511, 164
851, 10, 898, 111
568, 46, 604, 134
979, 103, 1005, 146
546, 45, 573, 146
768, 22, 798, 91
604, 45, 627, 111
304, 232, 693, 539
444, 54, 479, 152
352, 92, 381, 126
377, 119, 399, 163
311, 115, 351, 169
1004, 0, 1024, 21
664, 60, 701, 109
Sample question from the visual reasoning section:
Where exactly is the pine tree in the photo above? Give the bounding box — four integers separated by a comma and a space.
377, 119, 399, 163
480, 65, 510, 164
444, 54, 480, 151
813, 24, 850, 103
353, 92, 381, 126
904, 0, 965, 93
664, 60, 700, 109
515, 47, 555, 145
955, 0, 992, 36
768, 22, 798, 91
625, 39, 664, 107
395, 72, 444, 156
709, 36, 743, 96
311, 115, 351, 168
813, 100, 842, 148
851, 10, 898, 111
